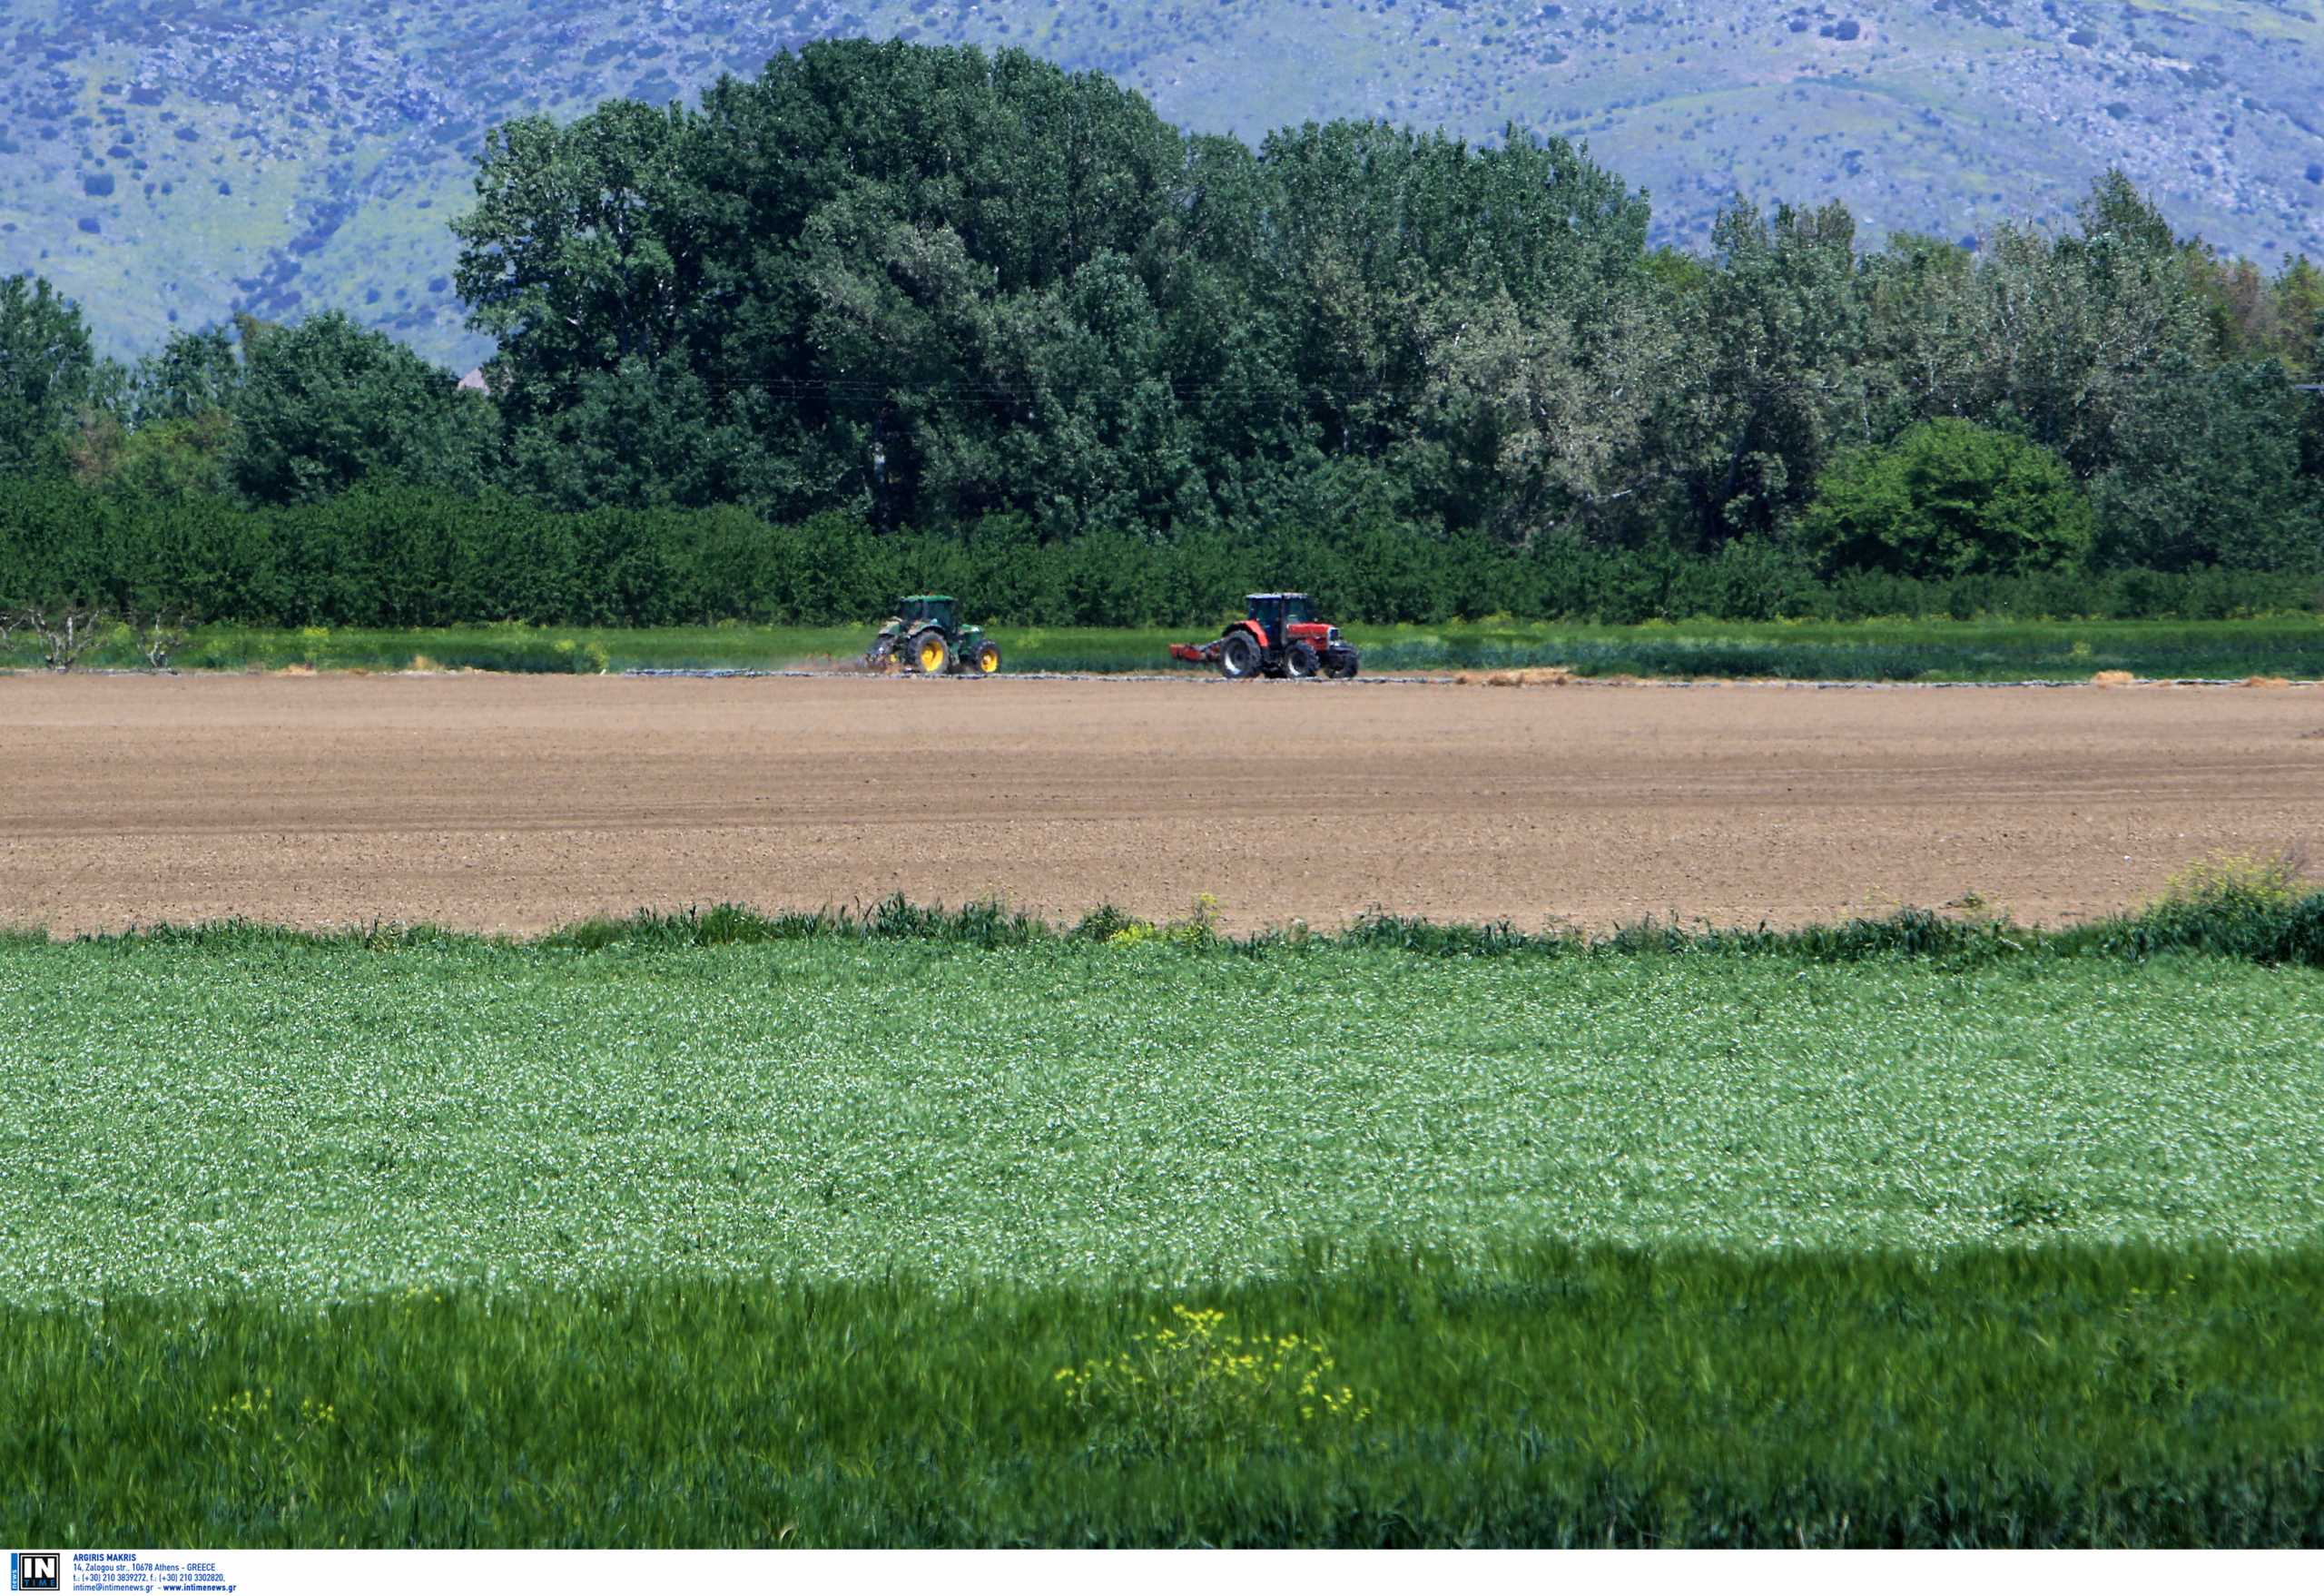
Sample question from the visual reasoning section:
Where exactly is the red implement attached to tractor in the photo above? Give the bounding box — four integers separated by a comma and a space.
1169, 593, 1360, 679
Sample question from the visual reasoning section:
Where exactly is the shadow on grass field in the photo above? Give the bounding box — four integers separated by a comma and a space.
7, 1246, 2324, 1546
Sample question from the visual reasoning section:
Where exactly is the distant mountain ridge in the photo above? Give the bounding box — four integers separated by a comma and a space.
3, 0, 2319, 365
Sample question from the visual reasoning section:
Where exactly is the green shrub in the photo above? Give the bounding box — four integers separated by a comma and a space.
1801, 419, 2095, 579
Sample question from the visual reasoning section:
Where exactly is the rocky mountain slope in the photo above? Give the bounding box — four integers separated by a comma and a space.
4, 0, 2319, 364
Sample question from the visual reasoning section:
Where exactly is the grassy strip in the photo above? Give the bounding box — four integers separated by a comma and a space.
1357, 624, 2324, 682
8, 616, 2324, 679
35, 888, 2324, 969
6, 1246, 2323, 1546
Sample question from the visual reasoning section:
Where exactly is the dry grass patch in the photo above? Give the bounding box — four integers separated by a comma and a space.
2089, 670, 2135, 687
1456, 666, 1578, 687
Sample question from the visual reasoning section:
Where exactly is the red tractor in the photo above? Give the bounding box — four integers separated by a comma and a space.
1170, 593, 1360, 679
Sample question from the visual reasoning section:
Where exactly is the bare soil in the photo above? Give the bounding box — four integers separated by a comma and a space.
4, 673, 2321, 935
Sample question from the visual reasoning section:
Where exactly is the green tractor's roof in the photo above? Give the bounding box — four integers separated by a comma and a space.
901, 594, 954, 603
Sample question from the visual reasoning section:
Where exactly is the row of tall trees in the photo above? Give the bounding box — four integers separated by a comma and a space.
4, 38, 2320, 600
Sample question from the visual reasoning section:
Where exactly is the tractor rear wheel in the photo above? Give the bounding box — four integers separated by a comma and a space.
1217, 629, 1261, 679
913, 631, 951, 675
973, 641, 1001, 675
1285, 642, 1320, 679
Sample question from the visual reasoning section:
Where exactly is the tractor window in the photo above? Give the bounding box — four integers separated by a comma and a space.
1283, 595, 1315, 625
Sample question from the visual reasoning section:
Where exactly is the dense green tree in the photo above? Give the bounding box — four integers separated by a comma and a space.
130, 327, 243, 425
2093, 360, 2322, 571
1799, 419, 2094, 578
227, 312, 494, 504
1676, 199, 1866, 544
1857, 232, 1984, 433
0, 274, 96, 474
53, 327, 250, 499
1410, 284, 1679, 543
1251, 122, 1661, 542
457, 42, 1196, 525
66, 408, 236, 500
1963, 177, 2209, 477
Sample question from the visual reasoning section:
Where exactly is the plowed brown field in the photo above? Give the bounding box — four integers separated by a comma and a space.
4, 672, 2321, 935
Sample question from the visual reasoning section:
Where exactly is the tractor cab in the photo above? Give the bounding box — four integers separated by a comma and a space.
896, 595, 958, 632
1246, 592, 1315, 645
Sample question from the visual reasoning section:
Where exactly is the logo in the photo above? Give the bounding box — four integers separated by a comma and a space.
9, 1554, 59, 1593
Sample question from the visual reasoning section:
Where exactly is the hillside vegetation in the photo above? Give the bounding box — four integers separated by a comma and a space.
1, 1, 2319, 361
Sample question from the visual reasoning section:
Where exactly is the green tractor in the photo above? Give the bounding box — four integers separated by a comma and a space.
862, 595, 1002, 676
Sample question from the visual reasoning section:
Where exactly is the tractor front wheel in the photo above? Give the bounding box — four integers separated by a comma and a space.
1285, 642, 1321, 679
1217, 629, 1262, 679
913, 631, 952, 675
973, 641, 1001, 675
1326, 646, 1360, 679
